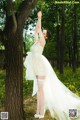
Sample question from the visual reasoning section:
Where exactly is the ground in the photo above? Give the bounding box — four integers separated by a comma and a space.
24, 96, 55, 120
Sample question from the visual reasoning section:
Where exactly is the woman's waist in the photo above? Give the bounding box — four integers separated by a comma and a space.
32, 53, 42, 58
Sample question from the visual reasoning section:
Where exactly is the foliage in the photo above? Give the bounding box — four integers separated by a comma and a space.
43, 39, 56, 60
23, 68, 33, 97
56, 67, 80, 96
23, 79, 33, 98
0, 0, 6, 30
0, 42, 5, 50
23, 34, 34, 54
14, 0, 23, 11
0, 70, 5, 107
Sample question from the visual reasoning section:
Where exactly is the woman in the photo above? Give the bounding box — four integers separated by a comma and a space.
24, 11, 80, 120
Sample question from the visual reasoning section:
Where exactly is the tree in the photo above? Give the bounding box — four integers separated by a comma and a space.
0, 0, 38, 120
59, 4, 65, 74
72, 4, 77, 72
55, 4, 65, 74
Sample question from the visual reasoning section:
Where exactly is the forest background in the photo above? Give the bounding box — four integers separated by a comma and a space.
0, 0, 80, 120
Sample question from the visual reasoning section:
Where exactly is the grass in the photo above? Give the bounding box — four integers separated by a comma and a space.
24, 96, 55, 120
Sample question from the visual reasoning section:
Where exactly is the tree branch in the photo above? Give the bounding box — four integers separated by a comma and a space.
9, 0, 17, 33
17, 0, 38, 29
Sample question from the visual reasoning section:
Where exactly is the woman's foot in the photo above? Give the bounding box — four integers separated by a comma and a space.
34, 114, 44, 119
34, 114, 40, 118
39, 114, 44, 119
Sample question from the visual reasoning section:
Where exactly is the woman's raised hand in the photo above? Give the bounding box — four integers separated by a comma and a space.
37, 11, 42, 19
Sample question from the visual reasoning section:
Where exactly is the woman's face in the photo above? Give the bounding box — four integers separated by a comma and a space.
43, 29, 48, 39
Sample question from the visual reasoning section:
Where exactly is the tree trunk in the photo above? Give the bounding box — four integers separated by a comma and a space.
59, 4, 65, 74
5, 31, 25, 120
68, 46, 72, 67
56, 5, 61, 70
3, 1, 38, 120
56, 24, 60, 70
72, 4, 77, 72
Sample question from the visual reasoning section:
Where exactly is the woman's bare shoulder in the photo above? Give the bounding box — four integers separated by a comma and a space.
39, 40, 46, 48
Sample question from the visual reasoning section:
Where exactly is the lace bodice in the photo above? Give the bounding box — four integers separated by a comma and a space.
30, 41, 43, 57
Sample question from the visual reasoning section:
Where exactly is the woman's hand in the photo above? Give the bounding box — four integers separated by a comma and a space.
37, 11, 42, 19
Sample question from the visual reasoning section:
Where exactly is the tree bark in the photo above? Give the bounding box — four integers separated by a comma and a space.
68, 46, 72, 67
4, 0, 38, 120
56, 5, 61, 70
56, 24, 60, 70
5, 31, 25, 120
59, 4, 65, 74
72, 4, 77, 72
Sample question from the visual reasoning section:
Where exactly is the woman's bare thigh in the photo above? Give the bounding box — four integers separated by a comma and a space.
36, 75, 46, 79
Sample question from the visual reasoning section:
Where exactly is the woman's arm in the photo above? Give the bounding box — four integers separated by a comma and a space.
35, 11, 42, 33
34, 11, 46, 46
34, 11, 42, 42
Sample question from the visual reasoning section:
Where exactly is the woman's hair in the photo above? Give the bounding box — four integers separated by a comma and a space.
47, 29, 51, 39
42, 27, 51, 39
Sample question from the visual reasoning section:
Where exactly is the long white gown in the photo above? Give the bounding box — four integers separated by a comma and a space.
24, 41, 80, 120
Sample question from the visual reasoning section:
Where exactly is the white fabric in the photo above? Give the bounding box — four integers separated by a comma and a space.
30, 41, 47, 76
24, 42, 80, 120
24, 51, 38, 96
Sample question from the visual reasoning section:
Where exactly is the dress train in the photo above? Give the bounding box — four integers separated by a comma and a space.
24, 52, 80, 120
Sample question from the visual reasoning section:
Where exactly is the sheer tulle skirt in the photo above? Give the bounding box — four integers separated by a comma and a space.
42, 55, 80, 120
24, 52, 80, 120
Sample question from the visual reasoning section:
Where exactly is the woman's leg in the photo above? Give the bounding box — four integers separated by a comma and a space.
36, 75, 40, 114
36, 83, 40, 114
36, 76, 46, 115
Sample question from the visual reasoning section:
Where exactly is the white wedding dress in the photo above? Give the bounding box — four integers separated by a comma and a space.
24, 41, 80, 120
